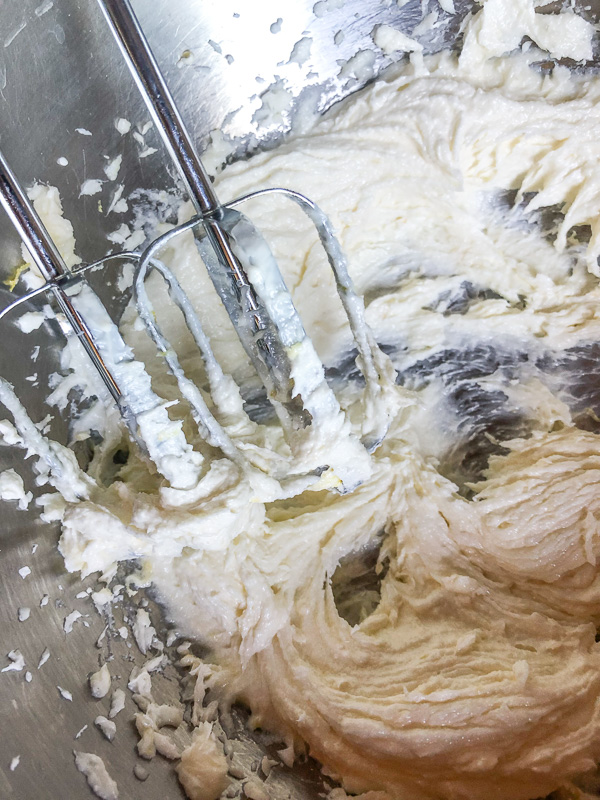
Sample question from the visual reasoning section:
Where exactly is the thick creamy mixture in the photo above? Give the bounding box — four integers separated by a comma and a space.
6, 1, 600, 799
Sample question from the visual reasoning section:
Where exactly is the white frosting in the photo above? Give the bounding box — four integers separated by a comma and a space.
0, 468, 32, 510
132, 608, 156, 654
63, 609, 83, 633
68, 283, 204, 490
109, 688, 126, 719
176, 722, 230, 800
4, 2, 600, 799
134, 701, 184, 761
372, 24, 423, 56
103, 155, 122, 182
89, 663, 111, 699
94, 715, 116, 741
79, 179, 103, 197
73, 751, 118, 800
2, 650, 25, 673
15, 310, 46, 333
114, 117, 131, 135
460, 0, 593, 70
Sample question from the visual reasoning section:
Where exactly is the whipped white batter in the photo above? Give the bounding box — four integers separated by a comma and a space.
5, 1, 600, 799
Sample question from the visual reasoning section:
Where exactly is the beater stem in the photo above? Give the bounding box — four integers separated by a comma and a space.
97, 0, 260, 308
98, 0, 345, 437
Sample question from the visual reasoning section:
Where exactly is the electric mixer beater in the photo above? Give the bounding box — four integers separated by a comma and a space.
0, 0, 398, 499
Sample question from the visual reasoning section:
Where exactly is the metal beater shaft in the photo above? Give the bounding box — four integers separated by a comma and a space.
0, 149, 122, 404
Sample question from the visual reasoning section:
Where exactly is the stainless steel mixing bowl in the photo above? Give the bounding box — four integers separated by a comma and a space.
0, 1, 489, 797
